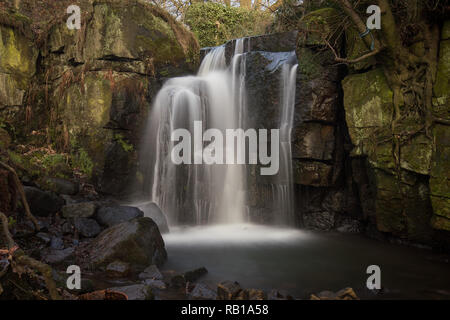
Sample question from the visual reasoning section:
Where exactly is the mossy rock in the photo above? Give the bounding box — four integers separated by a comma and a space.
0, 127, 10, 149
298, 8, 342, 47
442, 20, 450, 40
292, 160, 333, 187
0, 25, 37, 78
342, 68, 394, 159
345, 26, 377, 72
372, 169, 405, 234
372, 169, 434, 241
87, 217, 167, 269
400, 133, 432, 175
433, 39, 450, 119
0, 72, 26, 107
57, 71, 113, 178
429, 124, 450, 230
296, 47, 338, 82
83, 1, 197, 67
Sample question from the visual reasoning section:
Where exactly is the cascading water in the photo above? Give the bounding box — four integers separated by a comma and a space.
140, 37, 298, 227
276, 62, 298, 225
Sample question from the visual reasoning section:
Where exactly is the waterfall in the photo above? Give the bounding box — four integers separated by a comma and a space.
140, 37, 298, 227
277, 63, 298, 225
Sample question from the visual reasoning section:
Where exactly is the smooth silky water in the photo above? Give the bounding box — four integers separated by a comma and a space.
139, 39, 450, 300
162, 224, 450, 299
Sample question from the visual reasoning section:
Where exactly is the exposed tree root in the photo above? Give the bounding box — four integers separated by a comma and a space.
0, 211, 61, 300
0, 161, 40, 231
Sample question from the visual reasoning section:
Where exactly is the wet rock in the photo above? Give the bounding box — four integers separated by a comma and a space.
267, 289, 293, 300
188, 283, 217, 300
60, 194, 78, 205
137, 202, 169, 233
106, 261, 131, 278
293, 160, 333, 187
43, 177, 79, 195
78, 289, 128, 300
292, 123, 335, 161
109, 284, 154, 300
87, 217, 167, 269
95, 206, 143, 227
144, 279, 167, 290
138, 265, 163, 280
42, 247, 74, 265
50, 236, 64, 250
336, 218, 363, 234
246, 289, 267, 300
217, 281, 242, 300
170, 274, 186, 288
61, 221, 74, 234
36, 232, 51, 244
310, 287, 359, 300
184, 267, 208, 283
24, 186, 64, 217
295, 78, 338, 123
303, 211, 335, 231
62, 202, 97, 219
73, 217, 102, 238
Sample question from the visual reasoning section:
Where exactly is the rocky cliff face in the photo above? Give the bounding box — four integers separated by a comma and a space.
0, 0, 199, 196
1, 1, 449, 249
294, 9, 450, 248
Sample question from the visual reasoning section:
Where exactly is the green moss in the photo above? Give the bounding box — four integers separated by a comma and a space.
0, 25, 37, 77
345, 26, 377, 72
429, 124, 450, 227
431, 214, 450, 231
115, 133, 133, 153
185, 2, 271, 47
433, 39, 450, 119
71, 148, 94, 178
296, 47, 334, 80
298, 7, 341, 46
342, 69, 394, 158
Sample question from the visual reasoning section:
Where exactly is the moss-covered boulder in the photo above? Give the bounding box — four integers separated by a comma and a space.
0, 23, 37, 110
433, 39, 450, 120
87, 217, 167, 270
342, 68, 393, 160
0, 24, 37, 77
430, 125, 450, 231
343, 68, 436, 241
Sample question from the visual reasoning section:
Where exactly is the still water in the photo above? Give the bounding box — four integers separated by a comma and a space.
162, 224, 450, 299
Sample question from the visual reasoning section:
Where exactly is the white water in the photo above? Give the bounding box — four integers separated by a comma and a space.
141, 38, 298, 227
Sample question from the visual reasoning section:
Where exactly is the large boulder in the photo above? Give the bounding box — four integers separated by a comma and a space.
41, 177, 79, 195
95, 205, 144, 227
23, 186, 64, 217
73, 217, 102, 238
136, 202, 169, 233
342, 68, 436, 242
87, 217, 167, 269
62, 202, 97, 219
343, 69, 394, 159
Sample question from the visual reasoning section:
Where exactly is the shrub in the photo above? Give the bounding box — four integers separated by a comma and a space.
184, 2, 272, 47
